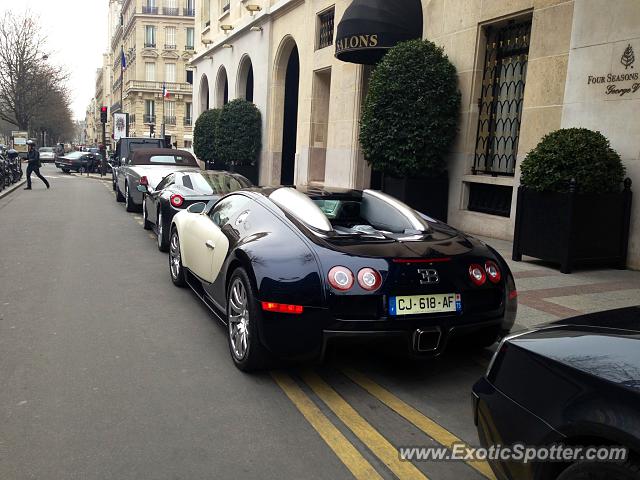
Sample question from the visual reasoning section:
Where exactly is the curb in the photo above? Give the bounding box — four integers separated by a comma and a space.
0, 178, 27, 200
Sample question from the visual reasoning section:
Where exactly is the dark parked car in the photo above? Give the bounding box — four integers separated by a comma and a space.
111, 137, 165, 193
168, 186, 518, 371
115, 148, 200, 212
473, 307, 640, 480
56, 151, 102, 173
139, 170, 252, 252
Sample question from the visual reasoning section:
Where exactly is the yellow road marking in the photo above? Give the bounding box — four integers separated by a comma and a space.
342, 368, 495, 480
271, 372, 383, 480
302, 370, 428, 480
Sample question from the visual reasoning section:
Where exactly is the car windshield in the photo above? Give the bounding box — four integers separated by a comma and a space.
183, 172, 252, 195
270, 188, 432, 236
39, 147, 53, 152
149, 154, 194, 165
314, 190, 433, 235
65, 152, 84, 159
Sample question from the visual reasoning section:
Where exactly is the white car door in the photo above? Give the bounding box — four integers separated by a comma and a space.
181, 214, 229, 283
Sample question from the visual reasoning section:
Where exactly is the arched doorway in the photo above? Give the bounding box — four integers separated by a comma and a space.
273, 36, 300, 185
215, 66, 229, 108
237, 55, 254, 103
199, 74, 210, 113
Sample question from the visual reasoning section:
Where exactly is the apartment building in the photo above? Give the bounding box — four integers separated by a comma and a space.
111, 0, 196, 148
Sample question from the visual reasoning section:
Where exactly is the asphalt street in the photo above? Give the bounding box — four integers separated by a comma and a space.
0, 165, 493, 480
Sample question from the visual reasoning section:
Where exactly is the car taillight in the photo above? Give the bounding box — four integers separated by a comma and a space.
328, 266, 354, 291
139, 176, 149, 186
484, 260, 501, 284
468, 264, 486, 286
170, 194, 184, 208
261, 302, 304, 315
357, 268, 382, 291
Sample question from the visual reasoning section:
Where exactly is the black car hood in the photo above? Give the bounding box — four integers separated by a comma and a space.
510, 310, 640, 393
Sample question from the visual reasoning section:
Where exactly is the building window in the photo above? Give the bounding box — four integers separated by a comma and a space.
202, 0, 211, 28
473, 20, 531, 177
186, 28, 195, 50
145, 62, 156, 81
163, 0, 178, 16
165, 101, 176, 125
165, 27, 176, 49
144, 100, 156, 123
143, 0, 158, 14
221, 0, 230, 14
184, 0, 195, 17
165, 63, 176, 83
144, 25, 156, 47
184, 140, 193, 149
185, 103, 192, 125
186, 69, 193, 85
317, 8, 335, 50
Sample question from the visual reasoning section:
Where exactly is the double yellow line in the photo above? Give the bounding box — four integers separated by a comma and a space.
272, 369, 495, 480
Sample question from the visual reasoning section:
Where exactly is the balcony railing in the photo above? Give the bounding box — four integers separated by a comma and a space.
164, 116, 176, 125
144, 114, 156, 124
183, 8, 195, 16
144, 42, 156, 48
111, 101, 122, 113
126, 80, 193, 94
185, 45, 194, 51
163, 7, 179, 15
184, 117, 192, 126
164, 44, 177, 50
142, 5, 158, 14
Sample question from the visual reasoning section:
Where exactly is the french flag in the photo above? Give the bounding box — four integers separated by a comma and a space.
162, 83, 171, 99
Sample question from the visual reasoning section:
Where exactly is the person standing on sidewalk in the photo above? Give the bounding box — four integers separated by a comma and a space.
24, 140, 50, 190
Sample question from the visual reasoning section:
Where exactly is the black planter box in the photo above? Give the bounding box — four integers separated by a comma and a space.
382, 175, 449, 222
206, 161, 260, 186
229, 164, 259, 185
512, 180, 632, 273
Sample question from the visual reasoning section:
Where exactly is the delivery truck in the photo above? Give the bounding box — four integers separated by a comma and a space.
11, 131, 29, 159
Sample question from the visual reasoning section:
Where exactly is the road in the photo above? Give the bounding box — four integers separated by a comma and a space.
0, 165, 492, 480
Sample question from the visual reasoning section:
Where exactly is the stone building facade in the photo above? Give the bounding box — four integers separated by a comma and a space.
191, 0, 640, 268
110, 0, 196, 147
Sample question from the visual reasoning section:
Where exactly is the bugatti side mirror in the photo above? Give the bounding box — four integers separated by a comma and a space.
187, 202, 207, 214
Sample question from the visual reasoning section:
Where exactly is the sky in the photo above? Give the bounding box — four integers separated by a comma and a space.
0, 0, 109, 120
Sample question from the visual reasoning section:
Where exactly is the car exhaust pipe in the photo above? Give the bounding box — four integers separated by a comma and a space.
413, 328, 442, 352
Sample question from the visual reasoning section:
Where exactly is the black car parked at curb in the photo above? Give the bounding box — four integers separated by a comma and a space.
168, 186, 518, 371
473, 306, 640, 480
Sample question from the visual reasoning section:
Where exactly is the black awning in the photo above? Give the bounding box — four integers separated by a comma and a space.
335, 0, 423, 65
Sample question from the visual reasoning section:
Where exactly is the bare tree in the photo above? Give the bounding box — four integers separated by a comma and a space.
0, 10, 70, 133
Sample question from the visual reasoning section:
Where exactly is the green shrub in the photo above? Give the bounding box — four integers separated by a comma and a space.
360, 39, 461, 178
193, 109, 221, 162
520, 128, 625, 194
214, 99, 262, 167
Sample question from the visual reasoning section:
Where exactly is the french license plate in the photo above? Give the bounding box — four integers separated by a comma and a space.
389, 293, 461, 316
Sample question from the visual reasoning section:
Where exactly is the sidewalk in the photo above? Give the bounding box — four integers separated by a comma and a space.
478, 235, 640, 332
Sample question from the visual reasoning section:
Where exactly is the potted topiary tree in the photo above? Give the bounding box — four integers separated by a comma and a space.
214, 99, 261, 184
194, 108, 222, 170
513, 128, 632, 273
360, 39, 460, 221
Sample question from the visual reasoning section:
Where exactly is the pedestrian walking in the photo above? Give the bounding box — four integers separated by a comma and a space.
24, 140, 50, 190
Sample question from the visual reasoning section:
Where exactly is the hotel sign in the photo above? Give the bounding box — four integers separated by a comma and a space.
587, 44, 639, 97
335, 34, 379, 54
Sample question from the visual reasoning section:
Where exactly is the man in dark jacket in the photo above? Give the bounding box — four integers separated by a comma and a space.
24, 140, 50, 190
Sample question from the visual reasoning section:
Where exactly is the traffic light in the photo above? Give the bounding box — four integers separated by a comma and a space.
100, 106, 108, 124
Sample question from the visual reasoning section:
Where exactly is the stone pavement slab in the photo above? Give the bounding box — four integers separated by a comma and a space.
477, 235, 640, 332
